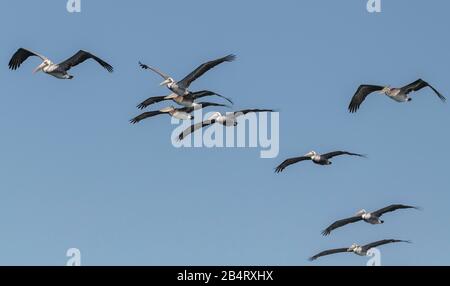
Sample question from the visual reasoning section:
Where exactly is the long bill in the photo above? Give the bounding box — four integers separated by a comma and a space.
33, 62, 46, 74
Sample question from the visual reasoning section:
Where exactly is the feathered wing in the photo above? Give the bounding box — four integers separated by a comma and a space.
178, 54, 236, 89
8, 48, 48, 70
371, 204, 418, 218
233, 109, 275, 118
362, 239, 410, 252
309, 248, 349, 261
275, 156, 311, 173
189, 90, 234, 105
58, 50, 113, 72
137, 96, 168, 109
196, 102, 230, 109
178, 120, 216, 141
139, 62, 171, 80
321, 151, 366, 160
348, 85, 384, 113
321, 216, 363, 236
130, 111, 164, 124
400, 79, 446, 102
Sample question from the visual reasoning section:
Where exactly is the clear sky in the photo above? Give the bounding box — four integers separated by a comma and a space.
0, 0, 449, 266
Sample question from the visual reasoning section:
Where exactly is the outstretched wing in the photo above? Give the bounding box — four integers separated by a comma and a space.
233, 109, 274, 117
58, 50, 113, 72
321, 216, 363, 236
139, 62, 171, 80
8, 48, 48, 70
309, 248, 349, 261
400, 79, 446, 102
362, 239, 410, 252
275, 156, 311, 173
178, 120, 216, 141
196, 102, 230, 109
130, 111, 164, 124
372, 204, 418, 218
348, 85, 384, 113
189, 90, 234, 105
321, 151, 366, 160
137, 96, 168, 110
178, 54, 236, 89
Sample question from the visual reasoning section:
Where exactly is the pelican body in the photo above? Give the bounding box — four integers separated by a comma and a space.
177, 109, 274, 141
275, 150, 365, 173
137, 90, 233, 110
139, 54, 236, 97
8, 48, 113, 80
358, 210, 383, 224
348, 79, 446, 113
321, 204, 419, 236
309, 239, 410, 261
307, 151, 333, 165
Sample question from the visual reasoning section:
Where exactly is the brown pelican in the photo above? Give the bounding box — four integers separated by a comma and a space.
348, 79, 446, 113
139, 54, 236, 96
137, 90, 233, 110
275, 151, 365, 173
177, 109, 274, 141
8, 48, 113, 79
130, 102, 229, 124
322, 204, 419, 236
309, 239, 410, 261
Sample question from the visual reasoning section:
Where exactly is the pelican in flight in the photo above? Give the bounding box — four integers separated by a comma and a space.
275, 151, 365, 173
137, 90, 233, 110
177, 109, 274, 141
8, 48, 113, 79
139, 54, 236, 96
348, 79, 446, 113
309, 239, 410, 261
322, 204, 419, 236
130, 103, 229, 124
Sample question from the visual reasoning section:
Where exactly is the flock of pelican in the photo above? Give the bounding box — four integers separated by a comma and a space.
131, 55, 274, 139
7, 46, 446, 264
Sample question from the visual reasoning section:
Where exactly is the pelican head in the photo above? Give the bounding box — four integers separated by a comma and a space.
160, 106, 175, 113
160, 77, 175, 87
355, 209, 367, 216
305, 151, 317, 158
348, 243, 359, 252
33, 60, 51, 74
380, 86, 392, 94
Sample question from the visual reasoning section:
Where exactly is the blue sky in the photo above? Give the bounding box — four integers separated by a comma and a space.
0, 0, 449, 266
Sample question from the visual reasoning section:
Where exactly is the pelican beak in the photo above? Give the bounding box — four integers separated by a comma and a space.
160, 79, 172, 86
160, 107, 174, 113
164, 94, 178, 100
33, 63, 46, 74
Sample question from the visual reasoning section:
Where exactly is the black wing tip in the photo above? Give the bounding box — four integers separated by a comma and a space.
137, 103, 147, 110
348, 104, 359, 113
274, 165, 284, 173
224, 54, 237, 62
139, 61, 149, 69
321, 229, 331, 236
130, 118, 139, 124
308, 256, 317, 262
